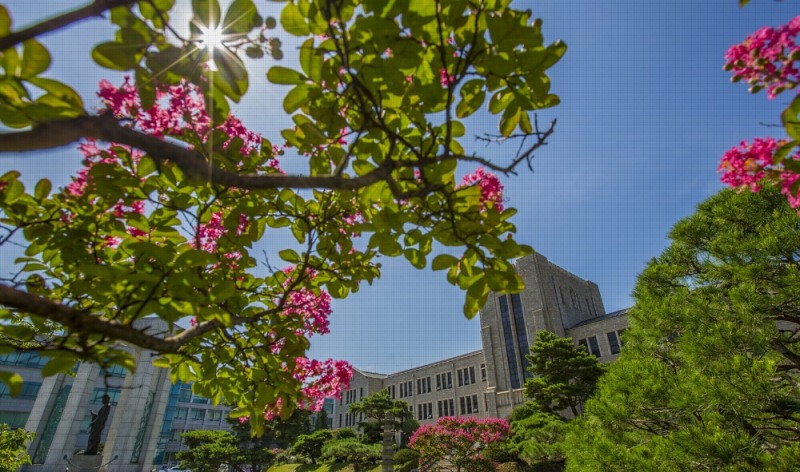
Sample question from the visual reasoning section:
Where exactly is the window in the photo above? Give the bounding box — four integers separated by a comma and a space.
577, 338, 588, 353
607, 331, 621, 354
174, 407, 188, 420
0, 381, 41, 400
457, 369, 463, 387
191, 395, 209, 404
170, 429, 183, 441
407, 381, 413, 396
498, 295, 522, 389
338, 414, 342, 428
588, 336, 601, 357
178, 387, 192, 403
471, 395, 479, 413
100, 364, 127, 378
438, 400, 443, 417
0, 351, 48, 368
190, 409, 205, 421
0, 411, 29, 429
391, 385, 396, 399
469, 366, 476, 384
480, 364, 486, 382
459, 397, 466, 415
80, 415, 92, 432
436, 375, 441, 390
360, 387, 363, 399
207, 410, 224, 421
447, 372, 452, 388
448, 399, 454, 416
510, 293, 531, 376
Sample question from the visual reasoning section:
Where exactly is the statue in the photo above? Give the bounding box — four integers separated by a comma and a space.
84, 394, 110, 455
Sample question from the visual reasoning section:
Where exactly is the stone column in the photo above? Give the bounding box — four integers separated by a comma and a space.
44, 362, 101, 470
101, 318, 172, 472
24, 373, 68, 465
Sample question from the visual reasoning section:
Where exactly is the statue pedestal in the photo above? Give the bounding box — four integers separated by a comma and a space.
69, 454, 102, 472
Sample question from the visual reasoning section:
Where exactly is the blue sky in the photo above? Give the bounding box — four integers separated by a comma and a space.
1, 1, 796, 374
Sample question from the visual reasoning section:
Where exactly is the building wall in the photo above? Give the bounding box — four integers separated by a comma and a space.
333, 253, 630, 427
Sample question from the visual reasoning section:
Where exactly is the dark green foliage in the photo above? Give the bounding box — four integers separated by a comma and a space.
566, 187, 800, 471
291, 429, 334, 464
177, 430, 276, 472
319, 438, 381, 470
0, 425, 34, 472
524, 331, 605, 418
392, 448, 419, 472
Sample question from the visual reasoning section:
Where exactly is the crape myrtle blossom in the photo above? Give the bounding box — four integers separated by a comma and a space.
460, 167, 505, 212
724, 16, 800, 99
60, 79, 353, 419
721, 17, 800, 209
409, 416, 510, 472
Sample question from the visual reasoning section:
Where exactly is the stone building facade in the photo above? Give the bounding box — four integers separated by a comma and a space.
332, 252, 629, 425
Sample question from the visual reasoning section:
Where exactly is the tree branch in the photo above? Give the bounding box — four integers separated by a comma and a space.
0, 0, 138, 51
0, 115, 395, 190
0, 282, 222, 354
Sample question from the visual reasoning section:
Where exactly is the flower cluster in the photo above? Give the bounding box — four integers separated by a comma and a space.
461, 167, 505, 211
719, 138, 800, 208
724, 16, 800, 98
409, 417, 509, 472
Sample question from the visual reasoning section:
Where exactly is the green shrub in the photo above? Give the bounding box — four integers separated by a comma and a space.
393, 448, 419, 472
320, 438, 381, 471
333, 428, 357, 440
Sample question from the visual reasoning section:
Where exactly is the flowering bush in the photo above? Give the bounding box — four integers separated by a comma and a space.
720, 15, 800, 208
409, 417, 510, 472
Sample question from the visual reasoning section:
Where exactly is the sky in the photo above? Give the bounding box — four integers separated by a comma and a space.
0, 1, 796, 374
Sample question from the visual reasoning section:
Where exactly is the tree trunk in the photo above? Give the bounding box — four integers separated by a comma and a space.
382, 416, 394, 472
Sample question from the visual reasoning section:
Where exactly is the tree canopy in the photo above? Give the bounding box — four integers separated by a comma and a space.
0, 0, 565, 434
565, 186, 800, 471
524, 330, 605, 418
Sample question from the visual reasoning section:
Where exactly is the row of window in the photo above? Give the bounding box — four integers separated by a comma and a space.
0, 381, 41, 400
387, 366, 485, 400
0, 351, 48, 368
342, 388, 363, 405
339, 411, 363, 428
0, 410, 29, 428
173, 407, 226, 422
577, 329, 626, 357
438, 399, 455, 417
90, 387, 121, 405
460, 394, 480, 415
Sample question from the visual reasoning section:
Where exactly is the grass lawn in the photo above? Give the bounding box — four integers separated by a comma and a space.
267, 465, 382, 472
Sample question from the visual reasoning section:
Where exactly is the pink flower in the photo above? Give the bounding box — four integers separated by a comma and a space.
724, 16, 800, 99
460, 167, 505, 212
439, 68, 455, 87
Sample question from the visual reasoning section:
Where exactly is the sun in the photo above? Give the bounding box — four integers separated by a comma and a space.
197, 23, 226, 53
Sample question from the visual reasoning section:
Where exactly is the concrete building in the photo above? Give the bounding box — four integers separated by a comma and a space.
1, 252, 627, 469
332, 252, 629, 425
6, 318, 232, 472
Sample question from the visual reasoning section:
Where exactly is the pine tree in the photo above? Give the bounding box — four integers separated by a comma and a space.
524, 330, 605, 418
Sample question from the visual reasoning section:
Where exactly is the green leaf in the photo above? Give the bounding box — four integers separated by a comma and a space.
34, 178, 51, 199
213, 48, 248, 99
279, 248, 301, 263
499, 104, 521, 137
210, 280, 236, 302
0, 5, 11, 37
92, 38, 142, 71
27, 78, 84, 110
463, 275, 488, 318
20, 39, 50, 78
739, 0, 750, 6
432, 254, 458, 271
299, 38, 322, 82
280, 2, 310, 36
267, 66, 306, 85
0, 371, 22, 397
782, 94, 800, 141
283, 83, 313, 113
223, 0, 258, 34
192, 0, 222, 28
41, 353, 79, 377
